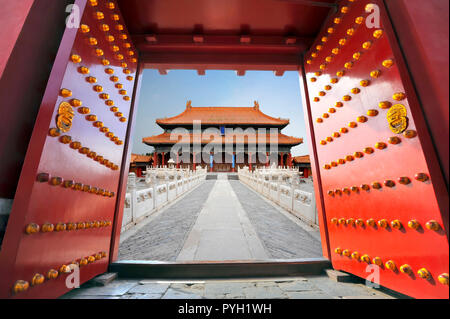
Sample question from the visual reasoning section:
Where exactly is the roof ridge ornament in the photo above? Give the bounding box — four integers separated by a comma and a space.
254, 100, 259, 110
186, 100, 192, 109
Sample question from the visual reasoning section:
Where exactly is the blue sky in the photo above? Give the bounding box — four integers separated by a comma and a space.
131, 69, 310, 157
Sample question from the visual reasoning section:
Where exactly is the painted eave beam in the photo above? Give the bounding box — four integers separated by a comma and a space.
133, 34, 314, 55
141, 52, 301, 72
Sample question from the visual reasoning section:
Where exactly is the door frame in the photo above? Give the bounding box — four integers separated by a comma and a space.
0, 0, 447, 299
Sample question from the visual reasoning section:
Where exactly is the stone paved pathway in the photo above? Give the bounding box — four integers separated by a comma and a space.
118, 181, 216, 261
177, 179, 268, 261
63, 177, 402, 300
118, 177, 322, 261
60, 276, 398, 299
229, 181, 323, 259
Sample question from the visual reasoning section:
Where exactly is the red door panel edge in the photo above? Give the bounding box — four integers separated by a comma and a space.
302, 0, 448, 299
0, 0, 139, 299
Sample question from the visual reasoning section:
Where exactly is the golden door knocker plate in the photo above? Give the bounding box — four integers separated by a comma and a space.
56, 102, 75, 133
387, 104, 408, 134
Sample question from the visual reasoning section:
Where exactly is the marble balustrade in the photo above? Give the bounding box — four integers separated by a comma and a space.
237, 166, 319, 227
121, 166, 207, 232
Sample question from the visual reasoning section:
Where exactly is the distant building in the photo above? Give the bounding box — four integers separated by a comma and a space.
129, 154, 152, 177
142, 101, 303, 172
293, 155, 311, 178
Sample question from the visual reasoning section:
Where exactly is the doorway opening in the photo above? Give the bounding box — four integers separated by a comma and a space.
117, 69, 322, 263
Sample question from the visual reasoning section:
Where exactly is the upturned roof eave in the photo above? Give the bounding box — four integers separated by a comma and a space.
155, 122, 290, 129
142, 138, 303, 146
154, 106, 290, 127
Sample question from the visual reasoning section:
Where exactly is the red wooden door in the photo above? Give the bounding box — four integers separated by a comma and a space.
300, 0, 448, 298
0, 0, 139, 298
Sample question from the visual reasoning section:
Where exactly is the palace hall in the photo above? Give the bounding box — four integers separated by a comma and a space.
142, 101, 302, 172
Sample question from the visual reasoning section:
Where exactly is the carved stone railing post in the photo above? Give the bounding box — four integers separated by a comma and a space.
121, 167, 208, 233
127, 172, 138, 223
290, 173, 298, 212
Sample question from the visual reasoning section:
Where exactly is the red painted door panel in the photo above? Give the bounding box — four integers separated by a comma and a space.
303, 0, 448, 298
0, 0, 138, 299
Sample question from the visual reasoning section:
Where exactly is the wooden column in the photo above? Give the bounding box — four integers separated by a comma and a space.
232, 152, 236, 172
210, 152, 214, 172
304, 168, 310, 178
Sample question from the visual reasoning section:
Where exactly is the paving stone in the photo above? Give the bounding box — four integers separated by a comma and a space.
170, 283, 205, 296
138, 279, 205, 285
205, 282, 254, 296
62, 295, 122, 299
229, 181, 322, 259
171, 283, 205, 290
307, 277, 377, 297
255, 281, 279, 287
340, 295, 395, 299
178, 179, 269, 261
90, 273, 118, 286
162, 288, 204, 299
349, 285, 397, 299
326, 269, 361, 283
65, 282, 138, 296
285, 291, 334, 299
243, 286, 288, 299
277, 280, 317, 292
205, 293, 227, 299
118, 181, 216, 261
127, 283, 170, 294
62, 276, 399, 299
222, 294, 247, 299
274, 278, 307, 283
123, 293, 163, 299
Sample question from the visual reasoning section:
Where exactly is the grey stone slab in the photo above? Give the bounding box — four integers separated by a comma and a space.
277, 280, 318, 292
229, 181, 322, 259
225, 294, 246, 299
67, 282, 138, 296
139, 280, 205, 285
170, 283, 205, 290
274, 278, 307, 283
285, 291, 334, 299
61, 276, 399, 300
170, 283, 205, 297
123, 293, 163, 299
194, 229, 253, 260
204, 282, 254, 296
127, 283, 170, 294
162, 288, 204, 299
243, 286, 288, 299
340, 295, 395, 299
255, 281, 280, 288
177, 180, 268, 261
118, 181, 216, 261
205, 293, 227, 299
90, 272, 118, 286
325, 269, 360, 283
307, 277, 378, 297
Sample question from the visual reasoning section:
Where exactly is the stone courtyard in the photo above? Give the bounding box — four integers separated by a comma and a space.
118, 175, 322, 262
61, 276, 398, 299
61, 174, 403, 299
